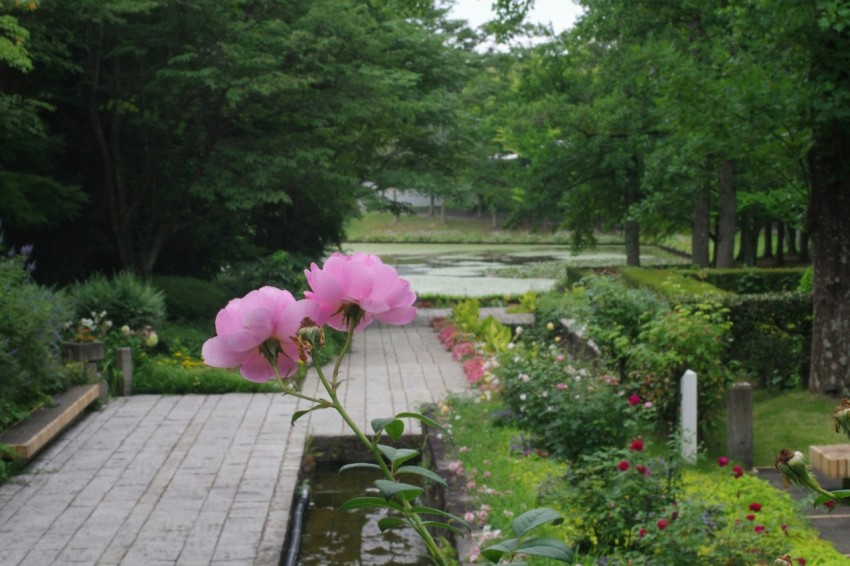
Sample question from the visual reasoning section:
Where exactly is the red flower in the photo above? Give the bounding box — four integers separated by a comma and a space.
748, 502, 762, 512
618, 460, 630, 472
754, 525, 765, 533
636, 464, 649, 476
825, 499, 836, 509
628, 394, 642, 406
717, 456, 729, 467
638, 528, 647, 537
656, 519, 668, 530
797, 559, 806, 565
746, 514, 756, 521
629, 439, 645, 452
732, 465, 744, 479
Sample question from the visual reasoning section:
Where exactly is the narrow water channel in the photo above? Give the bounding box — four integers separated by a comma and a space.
295, 463, 432, 565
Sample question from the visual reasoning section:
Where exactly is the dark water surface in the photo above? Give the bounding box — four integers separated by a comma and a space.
296, 464, 431, 565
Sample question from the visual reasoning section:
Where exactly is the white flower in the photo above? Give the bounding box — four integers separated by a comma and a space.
515, 326, 523, 335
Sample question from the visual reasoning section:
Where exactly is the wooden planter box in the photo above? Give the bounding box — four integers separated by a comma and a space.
60, 341, 106, 363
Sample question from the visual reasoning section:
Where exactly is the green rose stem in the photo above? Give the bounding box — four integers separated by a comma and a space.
279, 313, 451, 566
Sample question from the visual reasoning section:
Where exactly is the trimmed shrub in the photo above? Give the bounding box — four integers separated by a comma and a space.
151, 275, 227, 322
689, 268, 807, 294
65, 271, 166, 329
620, 267, 728, 298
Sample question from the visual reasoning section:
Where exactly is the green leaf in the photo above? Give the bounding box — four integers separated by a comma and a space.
374, 479, 423, 501
377, 444, 397, 462
481, 539, 518, 563
377, 516, 407, 532
515, 537, 573, 561
338, 462, 381, 473
385, 419, 404, 441
340, 497, 403, 512
371, 417, 396, 434
512, 508, 564, 537
420, 520, 466, 535
397, 465, 448, 488
290, 405, 326, 425
395, 411, 452, 439
410, 506, 472, 529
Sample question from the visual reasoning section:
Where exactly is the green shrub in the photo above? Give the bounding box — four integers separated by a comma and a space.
133, 363, 294, 394
0, 246, 69, 411
495, 339, 652, 461
690, 268, 807, 294
540, 439, 682, 555
212, 250, 310, 299
720, 292, 812, 389
627, 301, 733, 432
66, 271, 166, 329
579, 274, 668, 377
151, 275, 228, 322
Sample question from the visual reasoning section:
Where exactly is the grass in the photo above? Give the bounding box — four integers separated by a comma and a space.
344, 212, 623, 245
705, 389, 844, 467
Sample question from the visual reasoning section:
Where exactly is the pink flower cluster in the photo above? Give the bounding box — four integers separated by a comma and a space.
202, 253, 416, 382
452, 341, 477, 361
463, 356, 486, 384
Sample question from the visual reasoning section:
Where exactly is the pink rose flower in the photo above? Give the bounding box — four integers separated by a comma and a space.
202, 287, 322, 382
717, 456, 729, 467
618, 460, 630, 472
754, 525, 765, 533
732, 465, 744, 479
628, 394, 641, 406
629, 439, 644, 452
636, 464, 649, 476
748, 502, 762, 512
656, 519, 668, 530
746, 514, 755, 521
304, 252, 416, 332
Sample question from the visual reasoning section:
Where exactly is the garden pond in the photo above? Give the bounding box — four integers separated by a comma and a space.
341, 242, 688, 296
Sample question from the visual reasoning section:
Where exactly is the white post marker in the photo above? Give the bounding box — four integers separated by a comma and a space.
681, 369, 698, 464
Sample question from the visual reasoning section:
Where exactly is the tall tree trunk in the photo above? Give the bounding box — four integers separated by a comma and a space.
776, 222, 785, 266
490, 206, 497, 229
739, 214, 757, 267
763, 221, 774, 259
429, 194, 435, 217
716, 159, 737, 268
691, 185, 711, 268
800, 230, 810, 262
787, 225, 798, 256
807, 128, 850, 394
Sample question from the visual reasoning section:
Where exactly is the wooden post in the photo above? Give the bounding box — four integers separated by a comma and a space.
116, 347, 133, 396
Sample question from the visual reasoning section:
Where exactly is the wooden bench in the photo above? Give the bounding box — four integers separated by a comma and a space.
0, 383, 102, 461
810, 444, 850, 489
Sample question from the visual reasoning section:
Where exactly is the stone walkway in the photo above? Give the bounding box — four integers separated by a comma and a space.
0, 312, 467, 566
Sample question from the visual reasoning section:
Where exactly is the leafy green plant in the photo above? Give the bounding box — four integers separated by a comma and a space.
478, 316, 511, 353
0, 243, 69, 411
451, 299, 481, 334
65, 271, 166, 329
151, 275, 227, 322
